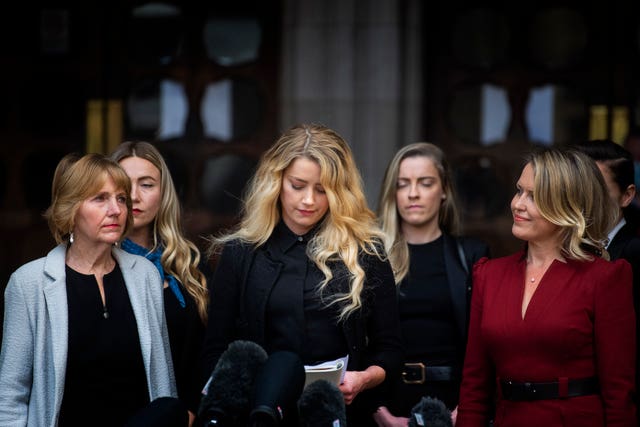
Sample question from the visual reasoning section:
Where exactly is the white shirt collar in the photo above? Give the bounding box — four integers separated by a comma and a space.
606, 218, 626, 249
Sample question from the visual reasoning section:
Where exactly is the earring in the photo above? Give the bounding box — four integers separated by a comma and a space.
69, 232, 74, 244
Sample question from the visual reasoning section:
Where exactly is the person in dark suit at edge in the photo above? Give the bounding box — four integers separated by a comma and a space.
574, 139, 640, 425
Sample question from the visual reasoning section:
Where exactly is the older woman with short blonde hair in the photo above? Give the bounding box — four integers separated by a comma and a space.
0, 153, 179, 427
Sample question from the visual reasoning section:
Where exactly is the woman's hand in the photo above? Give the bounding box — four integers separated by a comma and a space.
339, 371, 367, 405
338, 366, 386, 405
451, 405, 458, 425
373, 405, 409, 427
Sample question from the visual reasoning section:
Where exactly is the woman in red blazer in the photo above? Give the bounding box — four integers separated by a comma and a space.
456, 148, 637, 427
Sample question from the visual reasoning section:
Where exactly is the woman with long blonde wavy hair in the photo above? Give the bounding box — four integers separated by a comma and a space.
203, 123, 401, 426
111, 141, 209, 423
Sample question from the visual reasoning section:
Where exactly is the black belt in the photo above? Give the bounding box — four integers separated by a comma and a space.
500, 376, 599, 401
401, 363, 455, 384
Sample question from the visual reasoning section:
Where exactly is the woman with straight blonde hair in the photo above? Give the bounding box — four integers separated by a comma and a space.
457, 148, 636, 427
203, 123, 402, 426
373, 142, 488, 426
111, 141, 209, 422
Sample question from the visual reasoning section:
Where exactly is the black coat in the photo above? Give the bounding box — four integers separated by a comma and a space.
607, 222, 640, 416
202, 239, 402, 382
442, 234, 491, 353
608, 223, 640, 331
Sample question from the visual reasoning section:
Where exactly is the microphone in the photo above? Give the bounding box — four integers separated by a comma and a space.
297, 379, 347, 427
198, 340, 268, 427
408, 396, 452, 427
249, 351, 306, 426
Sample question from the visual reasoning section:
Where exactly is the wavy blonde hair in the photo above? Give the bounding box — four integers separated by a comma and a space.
377, 142, 460, 283
210, 123, 386, 320
45, 153, 133, 244
111, 141, 209, 322
528, 148, 617, 261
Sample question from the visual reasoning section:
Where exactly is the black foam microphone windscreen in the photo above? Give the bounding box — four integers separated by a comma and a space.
408, 396, 452, 427
198, 340, 268, 427
249, 351, 306, 426
297, 379, 347, 427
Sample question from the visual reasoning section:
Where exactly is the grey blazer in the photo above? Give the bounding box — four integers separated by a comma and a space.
0, 244, 177, 427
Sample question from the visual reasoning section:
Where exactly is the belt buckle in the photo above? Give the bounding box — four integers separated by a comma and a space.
402, 362, 426, 384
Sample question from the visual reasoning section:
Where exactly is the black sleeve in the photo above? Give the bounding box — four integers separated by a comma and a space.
200, 242, 245, 379
460, 237, 491, 269
362, 252, 403, 376
357, 251, 403, 416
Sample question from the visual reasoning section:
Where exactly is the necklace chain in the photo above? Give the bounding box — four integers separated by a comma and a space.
527, 261, 544, 284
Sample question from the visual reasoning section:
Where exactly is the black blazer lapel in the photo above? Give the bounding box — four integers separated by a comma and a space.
241, 247, 283, 343
443, 234, 468, 346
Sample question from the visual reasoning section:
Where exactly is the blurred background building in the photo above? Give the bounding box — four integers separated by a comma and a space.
2, 0, 639, 290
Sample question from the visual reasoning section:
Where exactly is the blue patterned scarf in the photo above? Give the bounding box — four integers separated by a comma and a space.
121, 238, 186, 308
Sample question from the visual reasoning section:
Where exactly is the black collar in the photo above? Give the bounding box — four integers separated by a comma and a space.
272, 221, 316, 253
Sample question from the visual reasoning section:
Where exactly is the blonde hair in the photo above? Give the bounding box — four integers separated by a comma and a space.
45, 153, 133, 244
210, 123, 386, 320
111, 141, 209, 322
377, 142, 460, 283
528, 148, 617, 261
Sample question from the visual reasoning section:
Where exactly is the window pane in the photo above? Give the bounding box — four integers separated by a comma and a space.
528, 7, 587, 69
200, 154, 256, 215
203, 17, 262, 66
452, 8, 509, 69
129, 3, 183, 65
127, 78, 189, 140
201, 78, 264, 141
449, 83, 511, 145
525, 84, 587, 145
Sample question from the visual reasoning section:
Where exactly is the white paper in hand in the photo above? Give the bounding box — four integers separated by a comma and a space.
303, 355, 349, 389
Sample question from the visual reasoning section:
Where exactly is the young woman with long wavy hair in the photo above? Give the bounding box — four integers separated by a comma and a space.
111, 141, 209, 424
203, 123, 402, 426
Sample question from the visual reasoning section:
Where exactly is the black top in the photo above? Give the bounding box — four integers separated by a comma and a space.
58, 264, 149, 427
400, 237, 459, 366
258, 222, 347, 363
378, 234, 489, 414
203, 222, 402, 425
164, 282, 206, 413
